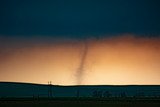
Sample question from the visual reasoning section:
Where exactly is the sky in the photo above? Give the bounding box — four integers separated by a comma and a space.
0, 0, 160, 85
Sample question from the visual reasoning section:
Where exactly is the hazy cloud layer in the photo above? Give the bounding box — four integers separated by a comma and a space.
0, 34, 160, 85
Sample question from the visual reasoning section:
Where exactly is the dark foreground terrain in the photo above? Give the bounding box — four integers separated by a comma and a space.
0, 97, 160, 107
1, 82, 160, 107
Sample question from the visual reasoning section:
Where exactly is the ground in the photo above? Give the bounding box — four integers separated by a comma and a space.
0, 97, 160, 107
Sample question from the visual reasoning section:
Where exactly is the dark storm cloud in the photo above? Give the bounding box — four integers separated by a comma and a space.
0, 0, 160, 38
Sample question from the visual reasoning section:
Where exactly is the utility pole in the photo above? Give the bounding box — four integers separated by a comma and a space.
48, 81, 52, 98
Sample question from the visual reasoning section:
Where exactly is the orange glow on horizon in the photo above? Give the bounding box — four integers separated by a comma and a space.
0, 35, 160, 85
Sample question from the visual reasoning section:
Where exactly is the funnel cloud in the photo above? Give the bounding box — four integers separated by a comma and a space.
76, 41, 88, 85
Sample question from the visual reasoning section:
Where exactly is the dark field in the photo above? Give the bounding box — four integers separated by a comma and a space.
0, 97, 160, 107
1, 83, 160, 107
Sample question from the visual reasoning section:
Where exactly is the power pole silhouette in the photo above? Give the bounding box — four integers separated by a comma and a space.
48, 81, 52, 98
